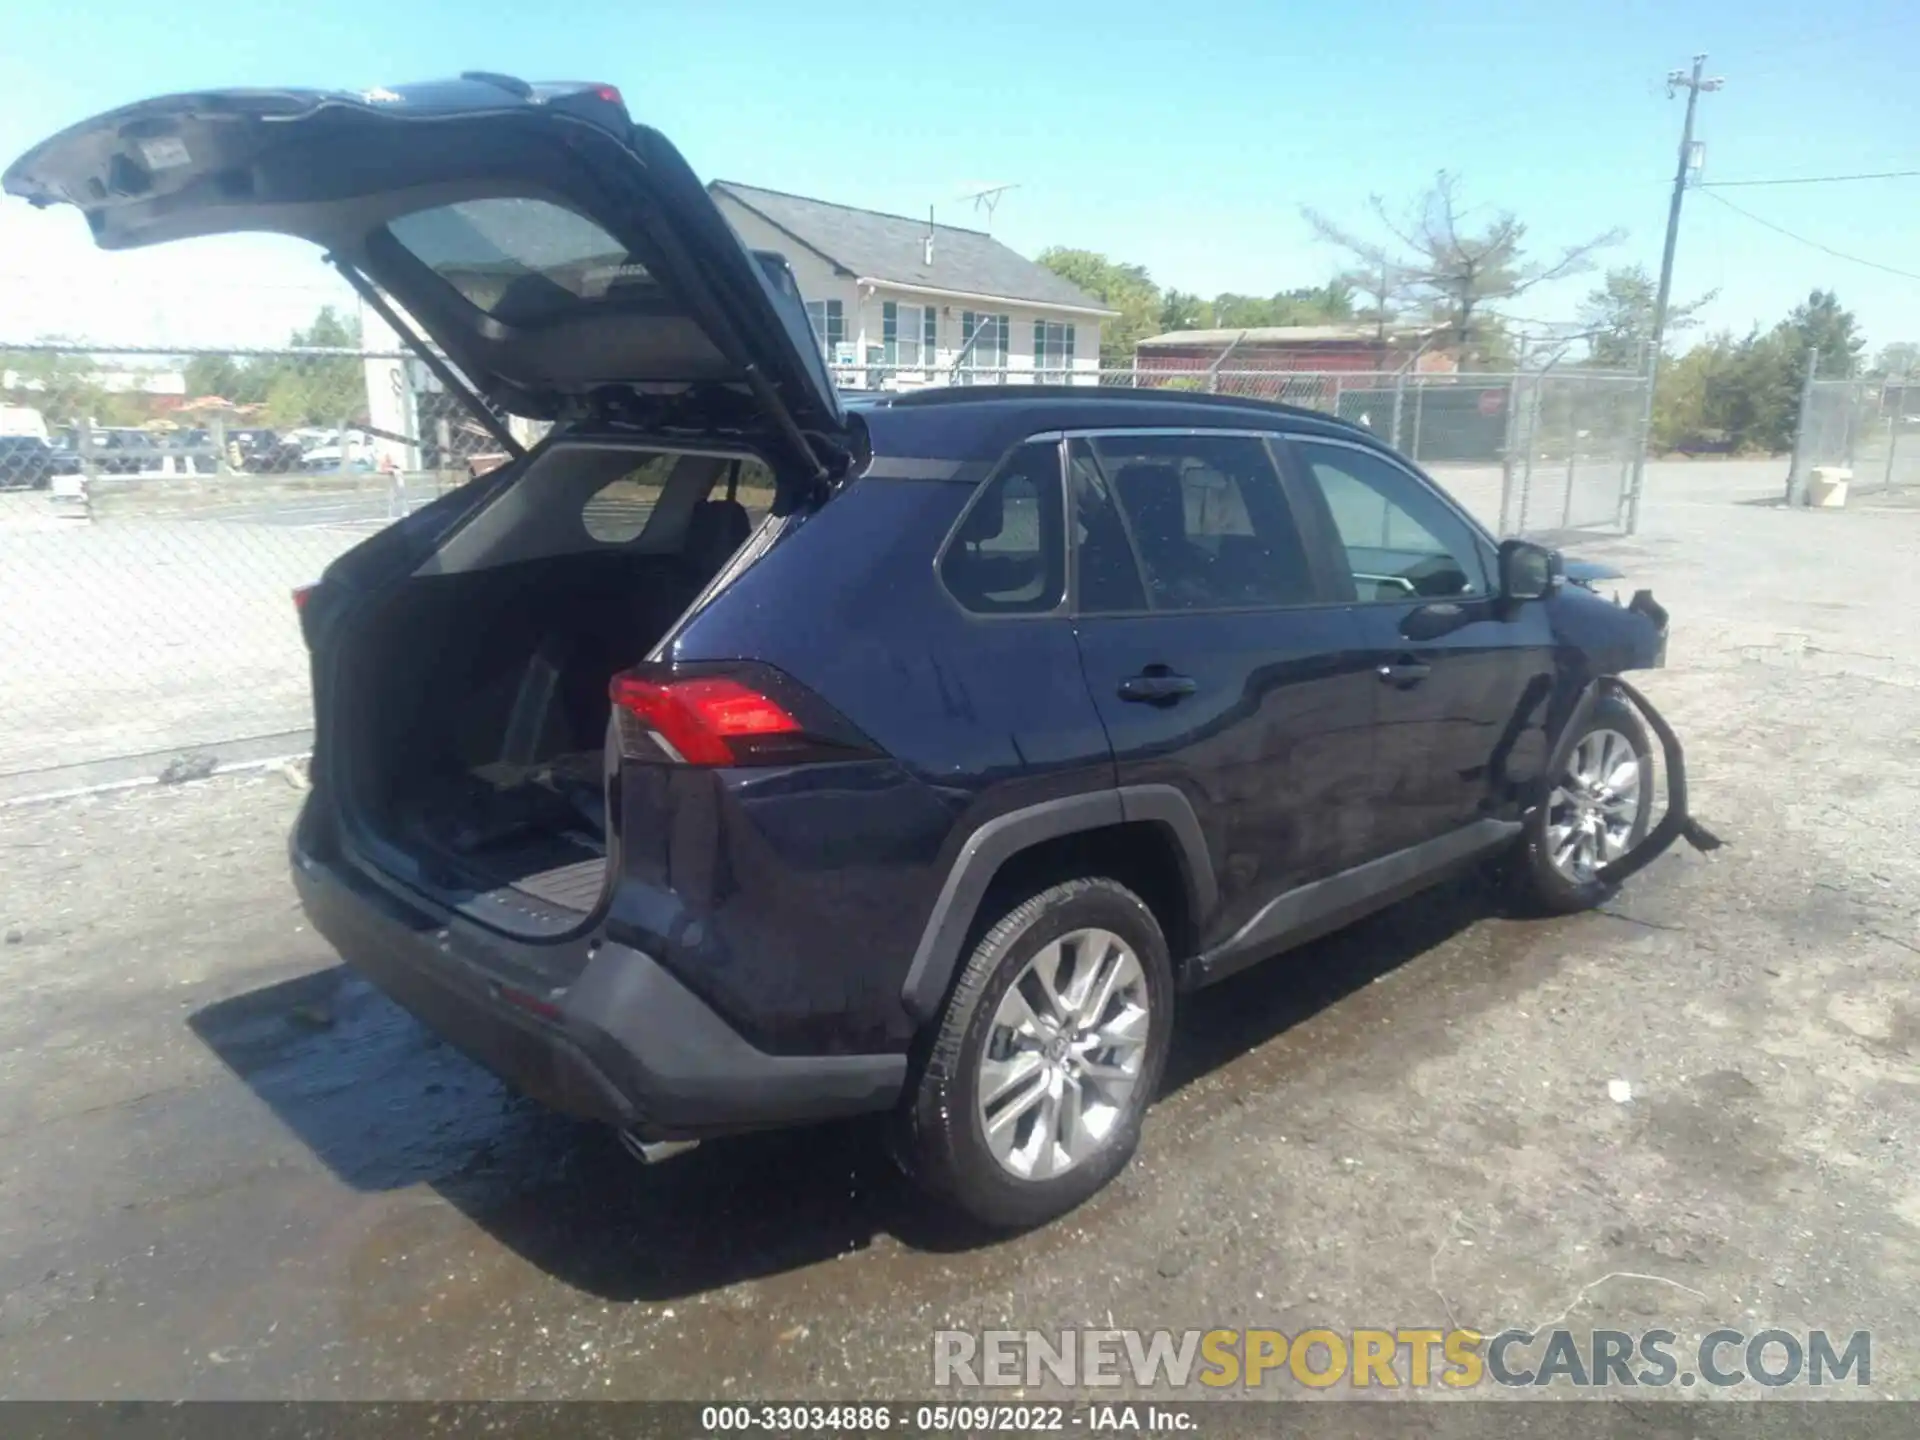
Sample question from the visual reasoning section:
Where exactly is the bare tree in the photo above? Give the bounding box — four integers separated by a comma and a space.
1336, 262, 1408, 346
1304, 172, 1624, 364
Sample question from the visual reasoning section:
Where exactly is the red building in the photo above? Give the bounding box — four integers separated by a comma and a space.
1134, 325, 1453, 376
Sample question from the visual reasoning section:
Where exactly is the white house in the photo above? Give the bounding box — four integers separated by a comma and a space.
709, 182, 1115, 389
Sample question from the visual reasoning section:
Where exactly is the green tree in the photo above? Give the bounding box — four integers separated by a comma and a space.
1035, 249, 1161, 365
1872, 341, 1919, 378
1196, 283, 1359, 332
1654, 294, 1867, 455
1577, 265, 1717, 370
1780, 288, 1864, 383
183, 353, 264, 404
1158, 289, 1211, 332
1303, 172, 1623, 365
179, 305, 367, 426
249, 305, 366, 428
2, 340, 157, 430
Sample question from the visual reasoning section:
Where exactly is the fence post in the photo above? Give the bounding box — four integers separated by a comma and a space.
75, 416, 97, 522
1497, 368, 1529, 534
1519, 373, 1543, 533
1785, 347, 1820, 506
1330, 374, 1344, 421
1390, 369, 1406, 452
1561, 382, 1579, 529
1624, 340, 1655, 535
1885, 383, 1906, 493
209, 412, 230, 478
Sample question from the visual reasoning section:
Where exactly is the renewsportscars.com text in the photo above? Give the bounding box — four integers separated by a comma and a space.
933, 1327, 1871, 1391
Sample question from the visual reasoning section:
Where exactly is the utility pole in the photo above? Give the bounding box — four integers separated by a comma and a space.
1624, 54, 1723, 534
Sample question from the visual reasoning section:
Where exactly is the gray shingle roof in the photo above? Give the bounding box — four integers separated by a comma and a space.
711, 182, 1114, 315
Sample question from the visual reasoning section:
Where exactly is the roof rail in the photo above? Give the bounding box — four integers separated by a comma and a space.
845, 383, 1373, 435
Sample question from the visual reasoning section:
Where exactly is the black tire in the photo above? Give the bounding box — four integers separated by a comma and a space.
1513, 693, 1653, 914
898, 877, 1174, 1229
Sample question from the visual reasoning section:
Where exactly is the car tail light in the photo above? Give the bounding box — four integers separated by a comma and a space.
609, 663, 876, 767
591, 84, 624, 105
292, 584, 315, 613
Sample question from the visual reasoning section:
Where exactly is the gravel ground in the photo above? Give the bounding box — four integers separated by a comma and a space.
1, 469, 1918, 1409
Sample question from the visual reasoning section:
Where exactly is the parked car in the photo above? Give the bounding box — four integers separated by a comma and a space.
0, 405, 50, 441
226, 428, 305, 474
88, 426, 163, 475
0, 434, 57, 489
300, 429, 376, 472
5, 78, 1705, 1227
159, 427, 216, 475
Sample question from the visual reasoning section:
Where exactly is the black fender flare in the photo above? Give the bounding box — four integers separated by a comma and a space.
899, 784, 1217, 1022
1538, 673, 1723, 905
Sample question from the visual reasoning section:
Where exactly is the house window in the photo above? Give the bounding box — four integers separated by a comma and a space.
882, 302, 941, 370
959, 311, 1010, 382
804, 299, 845, 361
883, 301, 937, 370
1035, 320, 1076, 379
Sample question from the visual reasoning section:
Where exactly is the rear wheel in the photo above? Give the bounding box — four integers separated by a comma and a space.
899, 877, 1174, 1229
1514, 694, 1653, 913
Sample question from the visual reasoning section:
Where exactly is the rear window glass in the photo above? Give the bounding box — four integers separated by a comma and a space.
579, 454, 775, 546
388, 199, 654, 324
581, 455, 676, 543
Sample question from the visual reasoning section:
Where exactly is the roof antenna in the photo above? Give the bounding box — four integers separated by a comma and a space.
957, 183, 1020, 234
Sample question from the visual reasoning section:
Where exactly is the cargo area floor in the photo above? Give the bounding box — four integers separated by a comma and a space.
390, 753, 608, 920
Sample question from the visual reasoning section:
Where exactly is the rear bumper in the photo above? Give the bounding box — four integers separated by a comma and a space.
290, 827, 908, 1140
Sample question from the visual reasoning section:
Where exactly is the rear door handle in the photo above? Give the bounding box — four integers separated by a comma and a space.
1377, 658, 1432, 688
1118, 670, 1198, 704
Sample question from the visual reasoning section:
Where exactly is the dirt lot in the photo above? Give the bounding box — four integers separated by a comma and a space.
2, 474, 1918, 1406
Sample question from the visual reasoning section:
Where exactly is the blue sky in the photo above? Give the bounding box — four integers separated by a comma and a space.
1, 0, 1915, 355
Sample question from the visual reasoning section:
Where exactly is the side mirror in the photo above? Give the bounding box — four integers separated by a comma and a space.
1498, 539, 1557, 601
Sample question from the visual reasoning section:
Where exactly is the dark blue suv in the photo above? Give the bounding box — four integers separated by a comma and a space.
10, 78, 1693, 1226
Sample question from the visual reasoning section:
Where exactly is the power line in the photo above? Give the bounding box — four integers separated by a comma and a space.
1700, 189, 1920, 281
1703, 168, 1920, 188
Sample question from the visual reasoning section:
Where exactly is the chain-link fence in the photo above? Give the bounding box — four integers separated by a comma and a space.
1790, 377, 1920, 503
0, 342, 510, 790
851, 362, 1646, 538
1498, 371, 1646, 534
0, 337, 1646, 787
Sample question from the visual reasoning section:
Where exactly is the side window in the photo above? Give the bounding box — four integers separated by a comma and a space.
1074, 433, 1317, 612
940, 441, 1066, 615
1293, 441, 1488, 602
1070, 443, 1148, 614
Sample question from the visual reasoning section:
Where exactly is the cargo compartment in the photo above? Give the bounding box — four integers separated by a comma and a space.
329, 440, 773, 937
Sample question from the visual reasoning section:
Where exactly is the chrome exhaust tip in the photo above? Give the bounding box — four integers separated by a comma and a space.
619, 1130, 701, 1165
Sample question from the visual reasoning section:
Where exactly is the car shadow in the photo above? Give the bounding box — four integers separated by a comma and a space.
188, 872, 1497, 1303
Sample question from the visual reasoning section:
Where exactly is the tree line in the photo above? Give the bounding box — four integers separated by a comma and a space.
181, 306, 367, 430
1, 306, 368, 435
1037, 172, 1910, 456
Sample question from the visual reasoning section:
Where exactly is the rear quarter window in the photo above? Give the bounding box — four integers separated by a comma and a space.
938, 441, 1066, 615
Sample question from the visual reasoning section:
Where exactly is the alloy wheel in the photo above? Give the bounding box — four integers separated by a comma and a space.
976, 927, 1151, 1181
1546, 726, 1646, 882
